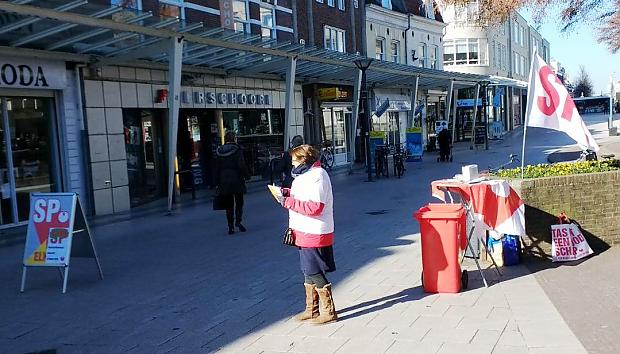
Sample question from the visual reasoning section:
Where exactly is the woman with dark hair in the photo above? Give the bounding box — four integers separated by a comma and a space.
216, 132, 250, 235
277, 144, 337, 324
281, 135, 304, 189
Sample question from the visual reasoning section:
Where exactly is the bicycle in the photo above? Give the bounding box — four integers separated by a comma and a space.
392, 143, 407, 178
319, 141, 335, 171
577, 149, 598, 162
488, 154, 520, 174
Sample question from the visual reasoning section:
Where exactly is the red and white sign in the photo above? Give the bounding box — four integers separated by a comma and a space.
525, 50, 599, 151
219, 0, 235, 30
551, 223, 593, 262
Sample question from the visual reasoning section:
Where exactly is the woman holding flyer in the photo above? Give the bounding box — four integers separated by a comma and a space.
275, 144, 337, 324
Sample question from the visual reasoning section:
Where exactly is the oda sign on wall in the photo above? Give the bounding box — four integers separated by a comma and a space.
0, 57, 66, 90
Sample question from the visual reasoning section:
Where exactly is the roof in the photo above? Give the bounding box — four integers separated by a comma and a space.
0, 0, 495, 91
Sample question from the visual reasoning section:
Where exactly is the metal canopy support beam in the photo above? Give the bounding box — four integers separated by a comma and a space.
0, 0, 86, 35
451, 88, 458, 143
78, 18, 179, 54
107, 22, 203, 59
47, 12, 153, 50
411, 75, 419, 127
11, 6, 124, 47
470, 83, 480, 149
445, 79, 454, 125
283, 56, 297, 150
350, 69, 363, 168
167, 36, 184, 213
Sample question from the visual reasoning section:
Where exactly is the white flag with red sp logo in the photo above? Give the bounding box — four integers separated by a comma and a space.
525, 50, 599, 151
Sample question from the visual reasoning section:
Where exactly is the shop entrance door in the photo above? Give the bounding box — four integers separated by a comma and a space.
123, 110, 166, 207
0, 97, 59, 227
322, 106, 351, 166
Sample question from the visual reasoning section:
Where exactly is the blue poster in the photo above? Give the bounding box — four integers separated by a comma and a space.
405, 128, 423, 160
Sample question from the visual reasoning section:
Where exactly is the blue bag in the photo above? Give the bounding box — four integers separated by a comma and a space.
502, 235, 521, 266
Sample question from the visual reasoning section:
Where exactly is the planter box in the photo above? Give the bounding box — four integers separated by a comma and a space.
507, 170, 620, 259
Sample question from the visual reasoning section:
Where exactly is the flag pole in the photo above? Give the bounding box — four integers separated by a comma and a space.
522, 47, 538, 179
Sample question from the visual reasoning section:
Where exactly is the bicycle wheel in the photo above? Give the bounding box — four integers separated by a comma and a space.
324, 149, 335, 169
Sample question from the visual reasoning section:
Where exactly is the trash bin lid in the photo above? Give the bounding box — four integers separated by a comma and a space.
414, 203, 464, 220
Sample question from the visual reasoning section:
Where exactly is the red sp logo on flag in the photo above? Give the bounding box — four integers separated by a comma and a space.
537, 65, 576, 122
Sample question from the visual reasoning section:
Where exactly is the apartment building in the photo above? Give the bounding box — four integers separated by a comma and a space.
439, 0, 551, 133
105, 0, 295, 41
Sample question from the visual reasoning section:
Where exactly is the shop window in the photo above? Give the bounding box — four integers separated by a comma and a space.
0, 97, 60, 224
222, 110, 284, 180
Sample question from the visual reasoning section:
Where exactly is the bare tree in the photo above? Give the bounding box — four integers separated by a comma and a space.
437, 0, 620, 53
573, 65, 594, 97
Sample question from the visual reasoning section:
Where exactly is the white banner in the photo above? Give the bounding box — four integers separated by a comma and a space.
551, 223, 593, 262
0, 57, 66, 90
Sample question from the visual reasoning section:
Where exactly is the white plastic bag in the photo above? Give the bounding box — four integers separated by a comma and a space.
551, 215, 593, 262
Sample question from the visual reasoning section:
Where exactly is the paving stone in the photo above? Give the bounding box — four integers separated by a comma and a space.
470, 329, 502, 347
384, 339, 443, 354
288, 336, 349, 353
333, 337, 395, 354
496, 330, 527, 347
330, 324, 386, 340
422, 327, 477, 344
411, 315, 463, 330
244, 334, 305, 352
437, 342, 494, 354
491, 345, 529, 354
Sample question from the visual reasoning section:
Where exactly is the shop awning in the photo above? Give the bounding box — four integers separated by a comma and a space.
0, 0, 496, 91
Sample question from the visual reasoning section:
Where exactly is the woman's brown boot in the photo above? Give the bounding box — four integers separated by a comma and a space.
311, 284, 338, 324
293, 283, 319, 321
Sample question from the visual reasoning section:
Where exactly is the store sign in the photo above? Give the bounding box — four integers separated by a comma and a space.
219, 0, 235, 30
319, 87, 349, 101
0, 57, 66, 90
457, 98, 483, 108
180, 90, 272, 106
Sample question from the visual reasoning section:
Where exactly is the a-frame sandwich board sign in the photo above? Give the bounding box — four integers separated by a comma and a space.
21, 193, 103, 293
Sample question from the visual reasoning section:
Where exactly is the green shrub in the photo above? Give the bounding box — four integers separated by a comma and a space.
492, 160, 620, 179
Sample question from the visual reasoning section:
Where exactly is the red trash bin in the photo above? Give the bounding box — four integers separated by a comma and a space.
414, 203, 467, 293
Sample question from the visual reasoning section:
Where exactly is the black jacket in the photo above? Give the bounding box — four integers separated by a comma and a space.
215, 143, 250, 194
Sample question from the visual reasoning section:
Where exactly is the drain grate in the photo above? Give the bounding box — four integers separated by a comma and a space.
366, 210, 388, 215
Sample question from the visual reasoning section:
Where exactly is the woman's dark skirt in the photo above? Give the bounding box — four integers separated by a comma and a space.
299, 246, 336, 276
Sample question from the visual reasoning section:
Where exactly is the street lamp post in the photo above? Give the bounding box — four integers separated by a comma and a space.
480, 80, 490, 150
354, 58, 374, 182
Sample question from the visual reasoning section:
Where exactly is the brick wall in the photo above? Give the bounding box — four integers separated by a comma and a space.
508, 171, 620, 259
297, 0, 362, 54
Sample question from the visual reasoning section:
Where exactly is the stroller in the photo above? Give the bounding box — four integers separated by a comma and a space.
436, 128, 453, 162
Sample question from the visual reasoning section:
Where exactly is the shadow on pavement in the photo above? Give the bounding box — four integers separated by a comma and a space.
337, 286, 428, 321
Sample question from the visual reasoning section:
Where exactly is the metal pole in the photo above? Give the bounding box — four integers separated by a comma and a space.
445, 80, 453, 123
483, 84, 489, 150
361, 68, 373, 182
284, 56, 298, 150
167, 36, 184, 213
350, 69, 362, 172
470, 84, 480, 149
451, 88, 458, 143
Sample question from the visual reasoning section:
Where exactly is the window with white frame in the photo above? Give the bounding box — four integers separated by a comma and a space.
324, 26, 345, 52
443, 38, 488, 66
519, 25, 524, 46
328, 0, 335, 7
513, 52, 518, 74
260, 6, 275, 38
376, 37, 386, 60
233, 0, 249, 33
502, 44, 507, 70
492, 40, 496, 68
337, 0, 345, 10
382, 0, 392, 10
431, 45, 438, 69
316, 0, 323, 3
418, 42, 428, 67
390, 41, 400, 63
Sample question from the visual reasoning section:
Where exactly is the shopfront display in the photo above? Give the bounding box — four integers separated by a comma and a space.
0, 96, 59, 226
123, 109, 166, 207
222, 109, 284, 180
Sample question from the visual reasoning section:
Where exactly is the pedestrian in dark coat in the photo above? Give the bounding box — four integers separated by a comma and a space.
216, 132, 250, 235
281, 135, 305, 189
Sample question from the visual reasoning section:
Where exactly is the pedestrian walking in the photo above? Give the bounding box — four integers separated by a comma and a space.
215, 132, 250, 235
281, 135, 304, 189
276, 144, 338, 324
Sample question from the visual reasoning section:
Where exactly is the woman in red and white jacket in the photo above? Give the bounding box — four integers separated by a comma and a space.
279, 144, 337, 324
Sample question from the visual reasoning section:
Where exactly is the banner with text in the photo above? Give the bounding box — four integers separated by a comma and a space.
551, 223, 593, 262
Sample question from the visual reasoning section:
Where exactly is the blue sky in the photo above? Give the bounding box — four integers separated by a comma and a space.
523, 9, 619, 94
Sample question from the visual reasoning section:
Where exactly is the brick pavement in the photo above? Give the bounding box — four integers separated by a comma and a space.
0, 120, 594, 354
